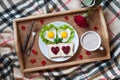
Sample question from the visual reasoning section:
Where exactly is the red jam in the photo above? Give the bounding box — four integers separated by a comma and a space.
51, 46, 59, 55
62, 46, 70, 54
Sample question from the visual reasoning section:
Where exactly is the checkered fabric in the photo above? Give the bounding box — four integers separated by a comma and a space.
0, 0, 120, 80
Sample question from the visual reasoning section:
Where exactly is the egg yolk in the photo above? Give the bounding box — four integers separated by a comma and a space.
61, 31, 68, 38
47, 31, 54, 38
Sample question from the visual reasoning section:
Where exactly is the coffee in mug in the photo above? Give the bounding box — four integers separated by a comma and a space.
80, 31, 103, 51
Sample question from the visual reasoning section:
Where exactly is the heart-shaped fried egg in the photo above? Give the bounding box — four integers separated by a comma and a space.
58, 29, 71, 42
44, 28, 56, 42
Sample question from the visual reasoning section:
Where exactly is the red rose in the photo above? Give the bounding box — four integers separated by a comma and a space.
74, 15, 88, 28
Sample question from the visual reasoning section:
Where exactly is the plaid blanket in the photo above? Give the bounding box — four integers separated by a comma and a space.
0, 0, 120, 80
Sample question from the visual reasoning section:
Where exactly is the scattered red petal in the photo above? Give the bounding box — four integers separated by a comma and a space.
30, 59, 36, 64
79, 55, 83, 59
40, 19, 44, 24
86, 51, 91, 55
93, 26, 98, 31
21, 26, 25, 31
32, 49, 37, 54
41, 60, 46, 66
64, 16, 69, 20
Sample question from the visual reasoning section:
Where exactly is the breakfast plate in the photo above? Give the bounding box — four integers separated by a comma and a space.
38, 21, 79, 62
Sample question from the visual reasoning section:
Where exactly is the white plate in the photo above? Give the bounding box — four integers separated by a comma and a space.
38, 21, 79, 62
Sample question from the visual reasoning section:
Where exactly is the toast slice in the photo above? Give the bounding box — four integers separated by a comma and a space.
47, 44, 61, 58
59, 43, 74, 57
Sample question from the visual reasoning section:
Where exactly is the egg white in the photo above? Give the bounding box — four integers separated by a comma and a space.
58, 29, 71, 42
44, 28, 56, 42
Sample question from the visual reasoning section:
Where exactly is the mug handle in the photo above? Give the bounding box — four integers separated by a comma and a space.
99, 46, 104, 50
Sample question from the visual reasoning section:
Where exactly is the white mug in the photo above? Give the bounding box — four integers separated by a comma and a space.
80, 31, 104, 51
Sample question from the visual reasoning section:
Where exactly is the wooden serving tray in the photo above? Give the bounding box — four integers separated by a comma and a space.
13, 6, 110, 73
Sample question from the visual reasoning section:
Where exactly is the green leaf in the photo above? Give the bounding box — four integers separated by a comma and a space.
58, 38, 63, 43
54, 38, 58, 44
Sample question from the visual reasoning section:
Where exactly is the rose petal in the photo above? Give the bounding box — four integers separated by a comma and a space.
41, 60, 46, 66
86, 51, 91, 55
93, 26, 98, 31
64, 16, 69, 20
40, 19, 44, 24
79, 55, 83, 59
21, 26, 25, 31
32, 49, 37, 54
31, 59, 36, 64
